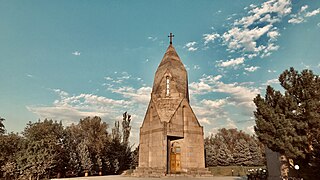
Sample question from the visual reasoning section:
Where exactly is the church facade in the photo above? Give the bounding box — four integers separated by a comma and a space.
135, 35, 209, 176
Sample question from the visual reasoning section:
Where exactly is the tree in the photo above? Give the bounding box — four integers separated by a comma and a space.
0, 133, 23, 179
1, 161, 18, 180
233, 139, 251, 166
122, 112, 131, 145
254, 68, 320, 178
130, 146, 139, 169
0, 117, 5, 135
205, 144, 218, 166
78, 140, 92, 176
65, 116, 109, 176
217, 143, 234, 166
19, 119, 65, 179
204, 128, 264, 167
248, 139, 264, 166
77, 116, 109, 157
106, 118, 132, 174
64, 124, 82, 177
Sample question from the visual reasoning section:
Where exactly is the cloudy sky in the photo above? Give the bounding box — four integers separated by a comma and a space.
1, 0, 319, 144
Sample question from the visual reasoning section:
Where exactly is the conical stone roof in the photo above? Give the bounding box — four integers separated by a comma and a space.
152, 44, 189, 100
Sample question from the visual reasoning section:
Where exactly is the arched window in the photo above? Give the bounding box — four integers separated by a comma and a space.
166, 76, 170, 96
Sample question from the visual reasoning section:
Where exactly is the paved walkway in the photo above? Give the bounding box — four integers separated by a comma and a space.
53, 175, 247, 180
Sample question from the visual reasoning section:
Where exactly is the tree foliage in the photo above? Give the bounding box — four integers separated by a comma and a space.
205, 128, 265, 167
254, 67, 320, 178
18, 119, 65, 180
0, 112, 134, 179
122, 112, 131, 145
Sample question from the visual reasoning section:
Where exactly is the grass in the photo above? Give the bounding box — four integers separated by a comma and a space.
208, 166, 266, 176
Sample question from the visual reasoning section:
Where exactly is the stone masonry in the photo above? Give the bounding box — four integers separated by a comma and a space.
134, 41, 210, 177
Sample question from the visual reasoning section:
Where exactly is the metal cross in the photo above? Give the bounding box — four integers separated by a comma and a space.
168, 33, 174, 44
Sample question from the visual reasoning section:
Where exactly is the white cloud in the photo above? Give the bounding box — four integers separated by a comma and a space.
263, 78, 279, 85
52, 88, 69, 97
184, 41, 198, 51
190, 74, 260, 109
26, 74, 34, 78
261, 43, 279, 58
201, 99, 228, 109
203, 33, 220, 45
300, 5, 309, 13
72, 51, 81, 56
198, 117, 211, 125
218, 0, 293, 64
222, 25, 273, 52
268, 69, 277, 73
193, 65, 200, 70
267, 31, 280, 41
104, 76, 113, 81
27, 90, 131, 127
305, 8, 320, 17
109, 86, 151, 105
147, 36, 158, 41
244, 66, 260, 72
234, 0, 291, 27
189, 81, 212, 95
28, 83, 151, 146
288, 6, 320, 24
219, 57, 245, 67
288, 17, 304, 24
246, 125, 255, 134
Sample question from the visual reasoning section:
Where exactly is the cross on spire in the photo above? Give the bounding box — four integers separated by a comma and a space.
168, 33, 174, 45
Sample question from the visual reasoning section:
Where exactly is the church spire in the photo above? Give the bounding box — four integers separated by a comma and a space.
152, 33, 189, 101
168, 32, 174, 45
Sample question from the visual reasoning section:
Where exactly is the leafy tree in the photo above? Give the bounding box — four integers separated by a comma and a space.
130, 146, 139, 169
0, 117, 5, 135
19, 119, 65, 179
0, 133, 23, 166
64, 125, 82, 177
122, 112, 131, 145
1, 161, 18, 180
254, 68, 320, 178
0, 113, 135, 178
67, 151, 81, 177
78, 140, 92, 176
0, 133, 23, 179
106, 119, 132, 174
77, 116, 109, 157
65, 116, 109, 176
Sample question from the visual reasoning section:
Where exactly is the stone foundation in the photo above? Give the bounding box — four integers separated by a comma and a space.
133, 167, 212, 177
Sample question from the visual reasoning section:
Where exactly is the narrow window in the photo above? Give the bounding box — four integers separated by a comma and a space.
166, 77, 170, 96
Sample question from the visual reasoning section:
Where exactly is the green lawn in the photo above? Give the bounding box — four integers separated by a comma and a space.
208, 166, 266, 176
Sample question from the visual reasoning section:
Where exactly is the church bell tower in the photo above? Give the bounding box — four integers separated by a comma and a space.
135, 33, 209, 176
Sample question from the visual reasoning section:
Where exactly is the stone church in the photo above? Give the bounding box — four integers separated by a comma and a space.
134, 34, 209, 176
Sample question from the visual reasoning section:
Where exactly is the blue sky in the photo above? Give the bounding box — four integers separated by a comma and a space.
1, 0, 320, 144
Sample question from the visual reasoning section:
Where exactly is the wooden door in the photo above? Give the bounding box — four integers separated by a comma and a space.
170, 147, 181, 173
